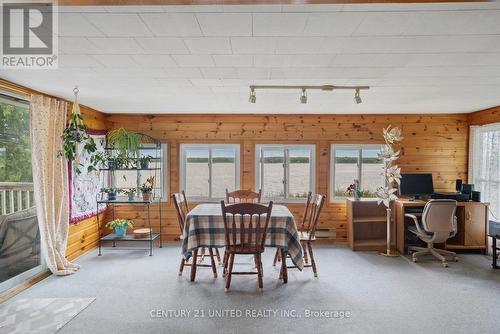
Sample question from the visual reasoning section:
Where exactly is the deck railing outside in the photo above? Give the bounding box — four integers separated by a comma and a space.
0, 182, 35, 215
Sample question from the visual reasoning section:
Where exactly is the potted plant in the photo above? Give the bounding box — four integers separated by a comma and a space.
121, 188, 136, 201
101, 187, 117, 201
138, 155, 152, 169
107, 128, 141, 160
140, 176, 155, 201
106, 219, 133, 238
346, 180, 362, 200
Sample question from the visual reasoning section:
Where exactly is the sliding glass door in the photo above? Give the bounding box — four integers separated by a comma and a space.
0, 94, 44, 293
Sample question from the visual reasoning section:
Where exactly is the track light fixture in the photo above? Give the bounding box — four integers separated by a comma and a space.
248, 87, 256, 103
248, 84, 369, 104
354, 88, 362, 104
300, 88, 307, 104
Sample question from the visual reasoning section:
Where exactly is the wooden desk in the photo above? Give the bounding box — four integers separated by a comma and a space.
394, 199, 489, 254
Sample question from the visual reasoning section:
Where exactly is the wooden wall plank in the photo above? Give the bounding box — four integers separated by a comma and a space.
468, 106, 500, 126
106, 113, 469, 244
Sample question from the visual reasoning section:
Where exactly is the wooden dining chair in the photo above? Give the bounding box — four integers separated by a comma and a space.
173, 191, 218, 279
221, 200, 273, 291
273, 192, 325, 278
225, 189, 262, 203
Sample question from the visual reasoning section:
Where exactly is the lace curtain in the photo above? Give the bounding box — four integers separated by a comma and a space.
30, 94, 80, 275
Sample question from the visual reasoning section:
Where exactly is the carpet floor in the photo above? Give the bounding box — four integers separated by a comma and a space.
2, 244, 499, 334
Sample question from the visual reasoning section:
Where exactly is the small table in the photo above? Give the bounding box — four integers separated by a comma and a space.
181, 203, 304, 283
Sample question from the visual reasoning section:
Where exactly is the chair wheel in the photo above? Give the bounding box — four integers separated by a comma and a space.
314, 273, 318, 278
442, 262, 449, 268
412, 257, 417, 262
178, 272, 182, 276
453, 257, 459, 262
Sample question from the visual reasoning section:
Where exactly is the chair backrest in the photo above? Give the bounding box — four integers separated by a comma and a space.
421, 199, 457, 233
225, 189, 262, 203
300, 193, 325, 240
172, 190, 189, 234
221, 201, 273, 252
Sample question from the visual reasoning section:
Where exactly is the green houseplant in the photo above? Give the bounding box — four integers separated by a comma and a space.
107, 128, 141, 157
138, 155, 152, 169
101, 187, 117, 201
106, 219, 133, 238
140, 176, 155, 201
121, 188, 136, 201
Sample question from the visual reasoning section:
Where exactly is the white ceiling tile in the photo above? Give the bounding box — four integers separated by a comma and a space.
134, 37, 189, 54
84, 13, 152, 37
140, 13, 202, 36
254, 55, 334, 68
332, 54, 411, 67
59, 37, 101, 54
196, 13, 252, 36
270, 67, 345, 79
407, 53, 500, 67
104, 6, 165, 13
303, 12, 365, 36
236, 68, 271, 80
201, 68, 239, 79
253, 13, 308, 36
213, 55, 253, 67
59, 13, 105, 37
222, 5, 282, 13
172, 55, 215, 67
59, 54, 103, 68
161, 5, 224, 13
92, 55, 139, 68
353, 12, 412, 36
161, 67, 204, 79
184, 38, 232, 54
230, 37, 276, 54
275, 37, 325, 54
281, 4, 343, 12
130, 55, 177, 67
87, 38, 144, 54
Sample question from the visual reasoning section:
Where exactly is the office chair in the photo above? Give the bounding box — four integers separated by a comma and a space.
405, 199, 459, 267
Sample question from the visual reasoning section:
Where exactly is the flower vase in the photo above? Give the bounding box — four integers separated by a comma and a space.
381, 207, 399, 257
114, 225, 127, 238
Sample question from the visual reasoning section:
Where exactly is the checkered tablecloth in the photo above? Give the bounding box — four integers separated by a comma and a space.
181, 203, 304, 270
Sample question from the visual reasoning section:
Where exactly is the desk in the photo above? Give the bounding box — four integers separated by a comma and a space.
394, 200, 489, 254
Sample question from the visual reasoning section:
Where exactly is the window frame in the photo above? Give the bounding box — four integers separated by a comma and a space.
330, 143, 384, 202
179, 143, 240, 201
255, 144, 316, 202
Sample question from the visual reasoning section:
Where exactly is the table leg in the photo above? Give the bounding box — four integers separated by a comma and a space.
280, 248, 288, 284
190, 249, 198, 282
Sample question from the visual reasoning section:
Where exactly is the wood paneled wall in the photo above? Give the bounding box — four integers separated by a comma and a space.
468, 106, 500, 126
105, 113, 469, 244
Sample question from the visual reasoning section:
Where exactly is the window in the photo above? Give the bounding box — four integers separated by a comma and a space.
0, 93, 44, 293
469, 123, 500, 221
180, 144, 240, 200
114, 144, 167, 199
255, 144, 315, 201
331, 144, 384, 200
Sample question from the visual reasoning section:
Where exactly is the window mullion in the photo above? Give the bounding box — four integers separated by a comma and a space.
284, 148, 289, 199
208, 147, 212, 199
358, 148, 362, 189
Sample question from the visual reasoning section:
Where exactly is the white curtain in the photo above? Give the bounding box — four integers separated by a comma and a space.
30, 94, 80, 275
469, 123, 500, 222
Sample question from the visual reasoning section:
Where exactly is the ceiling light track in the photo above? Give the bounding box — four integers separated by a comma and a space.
248, 84, 369, 104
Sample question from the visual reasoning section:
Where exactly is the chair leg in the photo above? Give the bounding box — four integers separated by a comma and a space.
430, 249, 448, 267
302, 242, 309, 264
272, 248, 280, 266
256, 254, 263, 291
209, 248, 218, 278
190, 249, 198, 282
179, 257, 185, 276
214, 248, 222, 265
307, 242, 318, 278
223, 250, 229, 276
198, 247, 206, 264
225, 253, 235, 291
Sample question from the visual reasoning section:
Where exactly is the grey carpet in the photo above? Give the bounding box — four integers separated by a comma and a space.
0, 298, 95, 334
2, 244, 499, 334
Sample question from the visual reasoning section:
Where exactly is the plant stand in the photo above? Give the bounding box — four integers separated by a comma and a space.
96, 197, 162, 256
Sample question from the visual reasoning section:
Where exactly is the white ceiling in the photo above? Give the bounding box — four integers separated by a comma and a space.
2, 3, 500, 114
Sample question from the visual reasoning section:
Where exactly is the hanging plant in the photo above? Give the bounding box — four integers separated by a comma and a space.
58, 88, 104, 174
106, 128, 141, 159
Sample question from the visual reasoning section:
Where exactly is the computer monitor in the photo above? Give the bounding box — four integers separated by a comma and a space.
399, 173, 434, 198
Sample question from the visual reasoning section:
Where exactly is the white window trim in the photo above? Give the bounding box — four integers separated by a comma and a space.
180, 143, 240, 201
255, 144, 316, 203
330, 143, 383, 202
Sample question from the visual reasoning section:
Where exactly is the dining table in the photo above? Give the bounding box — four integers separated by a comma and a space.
181, 203, 304, 283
